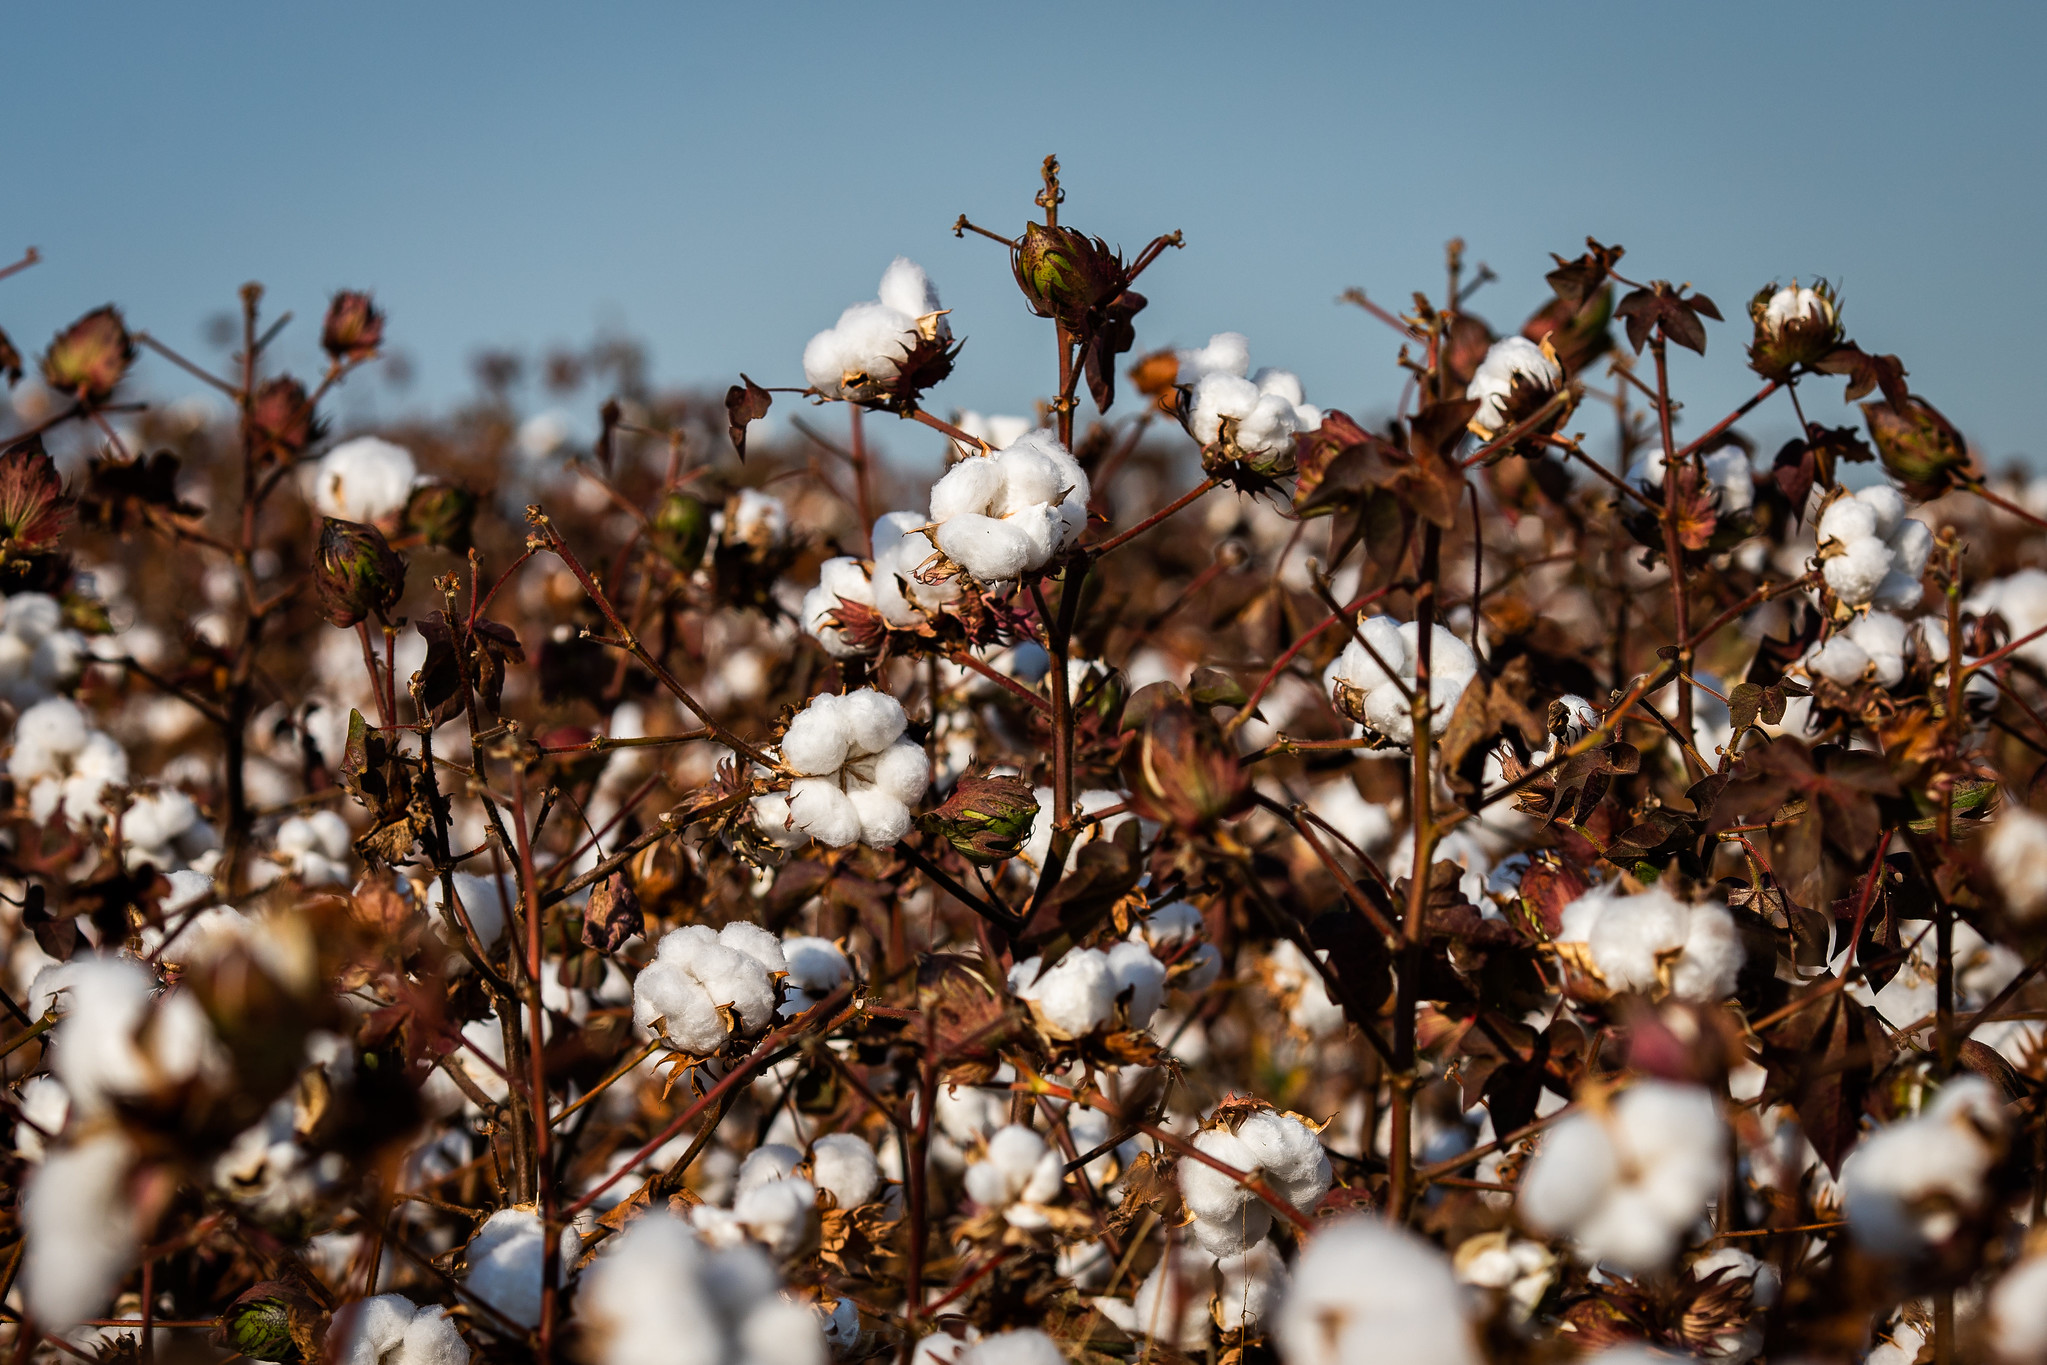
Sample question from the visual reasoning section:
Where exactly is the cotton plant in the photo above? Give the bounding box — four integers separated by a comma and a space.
1321, 615, 1479, 747
926, 429, 1089, 584
1172, 331, 1324, 471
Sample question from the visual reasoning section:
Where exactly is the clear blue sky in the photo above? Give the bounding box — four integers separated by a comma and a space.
3, 2, 2041, 466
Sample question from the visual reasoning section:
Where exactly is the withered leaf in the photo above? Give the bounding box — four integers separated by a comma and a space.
724, 375, 772, 460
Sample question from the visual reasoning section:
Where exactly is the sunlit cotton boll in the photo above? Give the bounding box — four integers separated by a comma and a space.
963, 1125, 1065, 1227
1842, 1076, 2006, 1256
1275, 1218, 1478, 1365
308, 436, 418, 522
1817, 486, 1932, 611
928, 430, 1089, 584
1007, 944, 1163, 1037
778, 934, 851, 1016
632, 923, 785, 1055
1990, 1254, 2047, 1364
1968, 569, 2047, 670
799, 556, 875, 658
326, 1295, 469, 1365
576, 1210, 824, 1365
43, 956, 229, 1116
1466, 336, 1564, 439
1321, 616, 1478, 747
1179, 1110, 1332, 1257
1763, 283, 1834, 333
463, 1206, 581, 1332
870, 510, 960, 626
810, 1133, 881, 1209
1555, 882, 1743, 1003
274, 809, 353, 885
802, 257, 950, 403
1984, 798, 2047, 923
755, 688, 929, 849
23, 1129, 142, 1327
1183, 365, 1322, 460
1517, 1080, 1726, 1273
1807, 610, 1916, 689
1637, 446, 1755, 516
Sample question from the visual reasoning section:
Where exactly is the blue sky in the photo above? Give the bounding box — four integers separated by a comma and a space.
3, 2, 2041, 467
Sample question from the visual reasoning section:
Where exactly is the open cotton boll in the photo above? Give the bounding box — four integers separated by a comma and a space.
1009, 950, 1116, 1038
928, 431, 1089, 584
327, 1295, 469, 1365
47, 956, 229, 1115
275, 809, 353, 885
1818, 487, 1931, 610
464, 1206, 580, 1331
802, 258, 950, 403
14, 1075, 69, 1161
633, 924, 780, 1054
10, 697, 129, 824
1321, 616, 1478, 747
1466, 336, 1564, 439
957, 1330, 1064, 1365
1180, 1110, 1330, 1256
870, 511, 960, 627
120, 787, 217, 870
1105, 940, 1167, 1027
1968, 570, 2047, 670
1184, 367, 1319, 459
1215, 1242, 1286, 1335
1021, 787, 1133, 870
1842, 1076, 2005, 1256
769, 689, 929, 849
735, 1143, 804, 1197
811, 1133, 881, 1208
1985, 799, 2047, 922
578, 1210, 818, 1365
779, 935, 851, 1016
0, 592, 86, 708
1558, 883, 1743, 1003
1518, 1080, 1725, 1273
428, 870, 512, 947
1263, 939, 1347, 1037
309, 436, 418, 521
727, 488, 788, 551
1276, 1218, 1478, 1365
23, 1129, 141, 1328
800, 557, 876, 658
1178, 332, 1253, 381
1763, 284, 1834, 332
1131, 1244, 1218, 1352
964, 1125, 1064, 1225
728, 1175, 819, 1257
1991, 1255, 2047, 1363
1637, 447, 1755, 516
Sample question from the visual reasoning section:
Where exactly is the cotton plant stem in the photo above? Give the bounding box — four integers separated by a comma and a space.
1091, 477, 1220, 556
511, 777, 559, 1363
1650, 333, 1695, 758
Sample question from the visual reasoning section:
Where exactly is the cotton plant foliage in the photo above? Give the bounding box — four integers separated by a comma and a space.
1, 161, 2045, 1365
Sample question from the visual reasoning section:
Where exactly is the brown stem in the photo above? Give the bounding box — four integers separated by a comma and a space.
1389, 521, 1443, 1221
1090, 477, 1221, 555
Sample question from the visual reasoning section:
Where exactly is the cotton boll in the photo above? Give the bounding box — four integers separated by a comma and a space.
964, 1125, 1064, 1223
926, 432, 1087, 584
24, 1130, 141, 1328
579, 1211, 812, 1365
1563, 884, 1742, 1003
877, 256, 944, 324
1131, 1244, 1216, 1351
1825, 535, 1895, 606
1179, 332, 1252, 380
936, 513, 1036, 583
957, 1330, 1064, 1365
428, 870, 512, 947
1991, 1255, 2047, 1363
781, 699, 854, 777
633, 926, 778, 1055
14, 1075, 69, 1161
1847, 611, 1911, 688
801, 557, 876, 658
1276, 1218, 1478, 1365
1517, 1081, 1725, 1273
464, 1206, 580, 1331
1817, 497, 1879, 545
310, 437, 418, 521
871, 511, 959, 626
1764, 285, 1834, 333
1180, 1110, 1328, 1256
716, 921, 789, 978
838, 688, 908, 754
49, 957, 228, 1116
731, 1175, 818, 1257
1215, 1241, 1286, 1335
1322, 617, 1477, 747
1985, 800, 2047, 922
275, 810, 353, 885
1105, 940, 1167, 1027
811, 1133, 880, 1209
1010, 950, 1116, 1038
1842, 1076, 2005, 1256
1235, 1110, 1333, 1212
327, 1295, 469, 1365
735, 1144, 804, 1196
1467, 337, 1564, 438
788, 778, 863, 848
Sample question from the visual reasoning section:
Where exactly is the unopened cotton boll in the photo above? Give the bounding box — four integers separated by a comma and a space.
327, 1295, 469, 1365
928, 431, 1089, 584
811, 1133, 881, 1208
1986, 799, 2047, 922
1556, 882, 1743, 1003
633, 924, 782, 1055
1467, 336, 1564, 439
964, 1125, 1065, 1226
1276, 1218, 1478, 1365
1322, 616, 1478, 747
464, 1206, 580, 1331
1517, 1080, 1726, 1273
309, 436, 418, 522
1843, 1076, 2005, 1256
23, 1129, 141, 1327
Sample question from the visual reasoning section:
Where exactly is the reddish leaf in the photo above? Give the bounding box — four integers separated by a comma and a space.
725, 375, 772, 461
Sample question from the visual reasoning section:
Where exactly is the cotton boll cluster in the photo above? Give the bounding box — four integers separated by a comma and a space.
119, 786, 218, 870
0, 592, 85, 708
1553, 882, 1743, 1003
308, 436, 419, 522
1517, 1080, 1725, 1272
463, 1206, 581, 1332
1275, 1218, 1478, 1365
1178, 1107, 1331, 1256
1804, 610, 1941, 689
690, 1156, 819, 1257
799, 511, 962, 657
802, 258, 951, 404
1637, 446, 1756, 516
925, 430, 1089, 584
1008, 940, 1167, 1038
1466, 336, 1565, 440
1985, 798, 2047, 922
1261, 940, 1347, 1037
1321, 616, 1479, 747
10, 696, 128, 824
1816, 486, 1931, 610
578, 1211, 825, 1365
327, 1295, 469, 1365
752, 688, 929, 849
963, 1124, 1065, 1227
1842, 1076, 2006, 1256
1175, 332, 1323, 465
632, 922, 786, 1056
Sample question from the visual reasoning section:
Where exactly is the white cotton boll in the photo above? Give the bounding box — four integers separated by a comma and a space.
1843, 1076, 2005, 1256
1858, 483, 1906, 537
1818, 496, 1880, 546
936, 514, 1035, 582
1186, 372, 1264, 446
1234, 391, 1303, 456
1132, 1244, 1216, 1351
964, 1125, 1064, 1218
957, 1330, 1065, 1365
1179, 332, 1252, 380
717, 921, 789, 978
1010, 950, 1117, 1038
737, 1298, 828, 1365
867, 739, 931, 807
24, 1130, 141, 1328
952, 412, 1033, 453
750, 793, 806, 850
1215, 1241, 1286, 1335
781, 698, 853, 777
1252, 366, 1306, 407
839, 689, 909, 756
1991, 1255, 2047, 1363
1763, 285, 1833, 333
11, 695, 90, 779
1824, 536, 1894, 607
1322, 617, 1476, 747
781, 936, 850, 995
1276, 1218, 1478, 1365
1467, 337, 1564, 437
1518, 1081, 1725, 1273
1848, 611, 1911, 688
811, 1133, 880, 1208
580, 1211, 804, 1365
1568, 884, 1741, 1002
327, 1295, 469, 1365
428, 871, 511, 947
788, 778, 863, 848
49, 957, 223, 1114
1892, 517, 1933, 579
927, 433, 1087, 583
465, 1206, 580, 1331
736, 1144, 803, 1196
930, 458, 1008, 524
276, 810, 353, 885
849, 787, 913, 847
1180, 1127, 1262, 1238
311, 437, 418, 522
877, 256, 943, 323
1704, 448, 1755, 515
729, 489, 788, 548
801, 558, 876, 658
731, 1175, 817, 1257
1986, 800, 2047, 922
14, 1075, 69, 1161
1236, 1111, 1332, 1212
1105, 940, 1167, 1027
1141, 901, 1204, 948
1807, 635, 1871, 683
1669, 902, 1743, 1002
871, 512, 958, 626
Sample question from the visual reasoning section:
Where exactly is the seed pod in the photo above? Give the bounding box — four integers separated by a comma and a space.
321, 290, 385, 363
248, 376, 322, 462
651, 491, 712, 571
1862, 396, 1970, 500
1012, 222, 1122, 329
403, 480, 477, 551
0, 440, 69, 564
314, 516, 406, 628
1747, 280, 1843, 381
922, 772, 1039, 864
1123, 692, 1249, 831
41, 305, 134, 404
